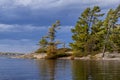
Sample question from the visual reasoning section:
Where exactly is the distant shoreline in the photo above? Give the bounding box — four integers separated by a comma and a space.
0, 52, 24, 57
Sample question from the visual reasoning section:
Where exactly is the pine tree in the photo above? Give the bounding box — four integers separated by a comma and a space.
35, 37, 48, 53
102, 5, 120, 57
70, 8, 90, 56
70, 6, 104, 56
46, 20, 61, 56
36, 20, 61, 57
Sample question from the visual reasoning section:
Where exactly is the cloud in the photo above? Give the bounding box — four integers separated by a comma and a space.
0, 0, 119, 26
0, 24, 73, 53
0, 39, 33, 44
0, 0, 119, 53
0, 23, 73, 33
0, 44, 37, 53
0, 0, 119, 10
0, 24, 47, 32
0, 39, 38, 53
0, 25, 73, 53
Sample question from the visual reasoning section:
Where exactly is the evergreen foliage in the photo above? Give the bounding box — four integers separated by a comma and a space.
36, 21, 65, 59
70, 6, 104, 56
70, 5, 120, 57
36, 5, 120, 58
102, 5, 120, 57
35, 37, 48, 53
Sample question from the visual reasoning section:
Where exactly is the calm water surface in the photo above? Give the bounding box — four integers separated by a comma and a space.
0, 57, 120, 80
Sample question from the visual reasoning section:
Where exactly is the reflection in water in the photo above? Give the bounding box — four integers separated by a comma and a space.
36, 60, 56, 80
36, 59, 120, 80
36, 60, 72, 80
72, 60, 120, 80
2, 57, 120, 80
93, 61, 120, 80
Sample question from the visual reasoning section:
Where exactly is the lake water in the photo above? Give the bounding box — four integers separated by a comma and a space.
0, 57, 120, 80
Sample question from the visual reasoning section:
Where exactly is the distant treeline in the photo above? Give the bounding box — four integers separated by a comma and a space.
0, 52, 24, 56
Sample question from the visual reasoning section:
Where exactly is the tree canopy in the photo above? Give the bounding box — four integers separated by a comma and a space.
70, 5, 120, 57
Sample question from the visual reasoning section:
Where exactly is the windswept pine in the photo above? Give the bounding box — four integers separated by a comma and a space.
36, 21, 71, 59
70, 5, 120, 57
102, 5, 120, 57
70, 6, 104, 56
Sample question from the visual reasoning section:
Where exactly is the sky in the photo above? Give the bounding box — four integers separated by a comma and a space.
0, 0, 119, 53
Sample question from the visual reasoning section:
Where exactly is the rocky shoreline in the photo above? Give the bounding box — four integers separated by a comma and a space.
11, 52, 120, 60
11, 53, 47, 59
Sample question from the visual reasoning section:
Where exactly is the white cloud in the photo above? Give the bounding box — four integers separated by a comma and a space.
0, 0, 119, 10
0, 24, 47, 32
0, 23, 73, 33
0, 0, 119, 22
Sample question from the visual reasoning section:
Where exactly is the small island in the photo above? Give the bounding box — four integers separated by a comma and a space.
0, 1, 120, 80
14, 5, 120, 60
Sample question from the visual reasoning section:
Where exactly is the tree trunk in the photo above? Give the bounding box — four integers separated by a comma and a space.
102, 44, 106, 57
102, 25, 110, 57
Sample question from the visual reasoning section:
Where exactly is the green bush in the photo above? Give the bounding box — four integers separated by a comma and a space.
35, 48, 46, 53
